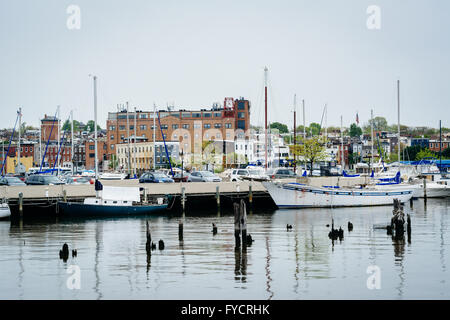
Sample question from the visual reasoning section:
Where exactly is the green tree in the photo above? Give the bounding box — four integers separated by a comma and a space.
416, 149, 436, 161
369, 116, 388, 131
349, 123, 362, 137
403, 145, 424, 161
442, 148, 450, 158
294, 136, 327, 176
62, 119, 80, 132
86, 120, 101, 132
269, 122, 289, 134
309, 122, 321, 136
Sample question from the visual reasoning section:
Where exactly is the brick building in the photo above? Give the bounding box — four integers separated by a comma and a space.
429, 139, 450, 152
84, 138, 108, 170
106, 98, 250, 162
41, 115, 60, 142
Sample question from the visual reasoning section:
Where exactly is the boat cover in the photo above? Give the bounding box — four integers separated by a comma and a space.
101, 186, 140, 202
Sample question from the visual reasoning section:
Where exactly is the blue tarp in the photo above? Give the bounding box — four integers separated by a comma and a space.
342, 170, 360, 177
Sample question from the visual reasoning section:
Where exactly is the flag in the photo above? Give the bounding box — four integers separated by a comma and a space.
356, 112, 359, 125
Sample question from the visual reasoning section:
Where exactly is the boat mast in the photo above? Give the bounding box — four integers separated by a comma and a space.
126, 101, 131, 176
264, 66, 268, 171
397, 80, 400, 164
57, 105, 60, 175
293, 94, 296, 174
71, 110, 74, 174
134, 106, 137, 176
371, 109, 374, 167
440, 120, 442, 169
93, 75, 99, 180
341, 115, 344, 171
153, 103, 156, 170
17, 107, 21, 173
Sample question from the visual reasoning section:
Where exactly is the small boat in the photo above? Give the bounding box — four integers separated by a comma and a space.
57, 185, 169, 216
0, 200, 11, 219
262, 181, 413, 208
99, 172, 127, 180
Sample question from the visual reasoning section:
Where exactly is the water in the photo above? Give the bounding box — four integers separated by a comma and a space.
0, 198, 449, 300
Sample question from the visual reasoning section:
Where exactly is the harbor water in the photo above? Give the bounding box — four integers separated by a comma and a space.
0, 198, 449, 300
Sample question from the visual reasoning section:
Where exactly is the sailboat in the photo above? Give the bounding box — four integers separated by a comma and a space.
57, 76, 170, 216
0, 199, 11, 219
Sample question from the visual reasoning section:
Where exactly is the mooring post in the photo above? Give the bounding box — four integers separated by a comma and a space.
410, 197, 413, 209
248, 184, 253, 208
143, 188, 147, 204
407, 213, 411, 243
234, 202, 241, 248
63, 189, 67, 202
240, 199, 247, 248
179, 220, 183, 241
423, 178, 427, 203
18, 192, 23, 217
181, 186, 186, 212
216, 185, 220, 210
146, 220, 151, 254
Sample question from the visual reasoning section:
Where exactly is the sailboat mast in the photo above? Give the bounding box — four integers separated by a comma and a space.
397, 80, 400, 163
264, 67, 268, 170
153, 103, 156, 170
134, 106, 137, 176
293, 94, 296, 174
57, 105, 60, 175
341, 115, 344, 170
71, 110, 74, 174
126, 102, 131, 175
371, 109, 374, 167
93, 76, 98, 179
302, 99, 306, 138
17, 107, 21, 173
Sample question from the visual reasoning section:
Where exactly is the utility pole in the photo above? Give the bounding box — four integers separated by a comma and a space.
264, 66, 268, 171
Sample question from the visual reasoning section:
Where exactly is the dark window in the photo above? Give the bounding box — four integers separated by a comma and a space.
237, 120, 245, 130
238, 101, 245, 110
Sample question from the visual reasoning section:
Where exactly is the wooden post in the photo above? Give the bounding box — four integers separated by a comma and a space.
407, 213, 411, 243
234, 202, 241, 248
240, 199, 247, 248
216, 185, 220, 210
146, 220, 151, 254
181, 186, 186, 212
18, 192, 23, 217
423, 178, 427, 203
63, 189, 67, 202
248, 184, 253, 208
143, 188, 147, 204
178, 220, 183, 241
409, 197, 413, 209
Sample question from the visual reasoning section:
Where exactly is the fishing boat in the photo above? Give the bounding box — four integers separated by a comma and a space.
262, 181, 413, 208
57, 185, 169, 216
0, 200, 11, 219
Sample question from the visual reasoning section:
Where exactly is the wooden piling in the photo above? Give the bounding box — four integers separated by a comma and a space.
63, 190, 67, 202
181, 186, 186, 212
234, 202, 241, 248
216, 185, 220, 210
146, 220, 151, 254
18, 192, 23, 217
423, 178, 427, 203
178, 220, 183, 241
410, 197, 413, 209
240, 199, 247, 248
407, 214, 411, 243
248, 185, 253, 208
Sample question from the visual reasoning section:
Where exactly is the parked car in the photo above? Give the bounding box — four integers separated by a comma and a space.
172, 172, 189, 182
139, 172, 174, 183
25, 174, 65, 185
266, 168, 299, 179
0, 176, 26, 186
187, 171, 222, 182
230, 168, 270, 181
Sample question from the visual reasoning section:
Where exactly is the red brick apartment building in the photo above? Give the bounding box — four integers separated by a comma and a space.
105, 98, 250, 161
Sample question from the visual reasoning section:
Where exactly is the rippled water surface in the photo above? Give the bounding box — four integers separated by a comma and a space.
0, 198, 449, 299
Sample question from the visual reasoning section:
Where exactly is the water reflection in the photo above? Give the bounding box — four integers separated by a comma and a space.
0, 199, 449, 299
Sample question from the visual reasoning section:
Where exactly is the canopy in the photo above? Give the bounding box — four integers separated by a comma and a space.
101, 186, 140, 202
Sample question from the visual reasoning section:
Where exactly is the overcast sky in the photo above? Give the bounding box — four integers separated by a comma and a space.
1, 0, 449, 130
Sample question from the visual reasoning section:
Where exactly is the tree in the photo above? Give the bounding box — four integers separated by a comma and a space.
416, 149, 436, 161
62, 119, 80, 132
294, 136, 327, 176
349, 123, 362, 137
309, 123, 321, 136
269, 122, 289, 134
403, 145, 424, 162
86, 120, 101, 132
442, 148, 450, 158
369, 116, 388, 131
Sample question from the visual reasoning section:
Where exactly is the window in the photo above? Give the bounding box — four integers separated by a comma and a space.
161, 125, 168, 130
194, 123, 201, 129
140, 125, 147, 130
130, 125, 134, 130
238, 112, 245, 119
204, 124, 211, 129
110, 135, 114, 140
214, 112, 222, 117
181, 112, 191, 118
203, 112, 211, 118
172, 124, 179, 129
214, 123, 222, 128
140, 114, 147, 119
225, 123, 232, 129
119, 125, 126, 130
109, 125, 116, 130
192, 113, 201, 118
237, 101, 245, 110
182, 124, 189, 129
111, 144, 115, 150
89, 145, 95, 150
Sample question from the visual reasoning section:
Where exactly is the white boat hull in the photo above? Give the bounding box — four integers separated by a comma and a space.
263, 182, 413, 208
0, 203, 11, 219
